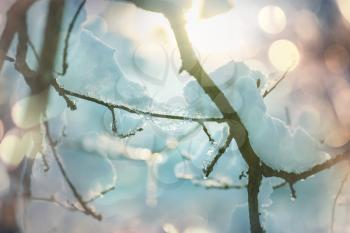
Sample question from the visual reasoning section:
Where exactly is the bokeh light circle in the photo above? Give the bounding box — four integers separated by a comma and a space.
258, 5, 286, 34
268, 39, 300, 71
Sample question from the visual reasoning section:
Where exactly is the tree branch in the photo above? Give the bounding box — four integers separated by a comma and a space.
56, 0, 86, 76
262, 152, 350, 184
44, 122, 103, 221
0, 0, 35, 72
51, 79, 225, 123
331, 168, 350, 233
203, 133, 234, 177
163, 12, 265, 232
262, 68, 290, 98
198, 121, 215, 144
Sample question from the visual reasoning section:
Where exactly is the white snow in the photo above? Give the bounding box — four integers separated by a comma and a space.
183, 62, 330, 173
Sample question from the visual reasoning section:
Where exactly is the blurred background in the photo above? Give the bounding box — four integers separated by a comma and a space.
0, 0, 350, 232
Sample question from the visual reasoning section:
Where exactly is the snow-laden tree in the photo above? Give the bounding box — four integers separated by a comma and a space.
0, 0, 349, 233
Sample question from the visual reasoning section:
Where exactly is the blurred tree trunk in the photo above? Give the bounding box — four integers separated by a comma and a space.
0, 0, 65, 232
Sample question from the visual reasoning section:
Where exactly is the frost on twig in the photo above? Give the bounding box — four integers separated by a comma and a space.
262, 67, 291, 98
192, 177, 246, 190
199, 121, 215, 144
44, 122, 116, 221
202, 133, 234, 177
3, 1, 350, 232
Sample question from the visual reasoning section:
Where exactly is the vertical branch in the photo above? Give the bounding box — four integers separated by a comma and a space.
44, 122, 102, 220
36, 0, 65, 90
331, 168, 350, 233
57, 0, 86, 76
109, 107, 117, 134
164, 13, 265, 232
248, 166, 264, 233
0, 0, 35, 72
20, 0, 66, 198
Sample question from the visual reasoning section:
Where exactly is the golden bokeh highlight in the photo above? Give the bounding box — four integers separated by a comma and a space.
337, 0, 350, 24
0, 129, 43, 167
0, 134, 26, 167
268, 39, 300, 71
185, 0, 203, 22
11, 90, 51, 129
163, 223, 179, 233
258, 5, 286, 34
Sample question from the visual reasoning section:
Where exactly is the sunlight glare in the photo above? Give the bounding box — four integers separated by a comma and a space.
11, 91, 48, 129
337, 0, 350, 24
163, 223, 179, 233
0, 134, 27, 167
185, 0, 203, 23
268, 40, 300, 71
258, 5, 286, 34
0, 128, 43, 167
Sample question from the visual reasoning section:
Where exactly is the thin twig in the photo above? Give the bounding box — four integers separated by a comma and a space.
273, 181, 287, 190
85, 186, 116, 204
199, 121, 214, 143
56, 0, 86, 76
203, 133, 234, 177
5, 55, 15, 62
331, 168, 350, 233
110, 107, 117, 133
117, 127, 144, 138
288, 182, 297, 199
263, 68, 291, 98
0, 0, 36, 71
51, 79, 225, 123
27, 37, 40, 62
31, 196, 78, 212
178, 176, 246, 190
44, 122, 103, 221
262, 152, 350, 185
40, 153, 50, 172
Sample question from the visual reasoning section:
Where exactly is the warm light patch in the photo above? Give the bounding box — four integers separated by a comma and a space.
324, 44, 350, 74
258, 5, 286, 34
12, 91, 48, 129
0, 129, 43, 167
185, 0, 203, 23
325, 127, 350, 147
268, 40, 300, 71
166, 138, 178, 149
163, 223, 179, 233
333, 86, 350, 127
0, 134, 27, 167
337, 0, 350, 24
